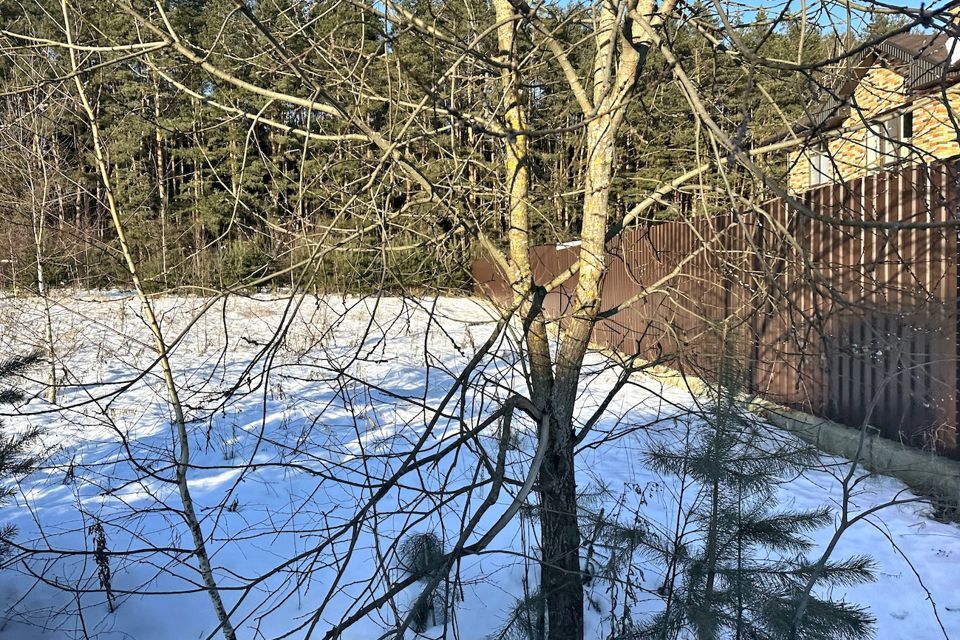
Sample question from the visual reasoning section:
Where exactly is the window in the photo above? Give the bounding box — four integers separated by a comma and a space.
808, 143, 834, 187
903, 111, 914, 139
865, 112, 913, 167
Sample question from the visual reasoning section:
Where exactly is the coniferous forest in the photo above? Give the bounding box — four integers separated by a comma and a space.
0, 0, 852, 292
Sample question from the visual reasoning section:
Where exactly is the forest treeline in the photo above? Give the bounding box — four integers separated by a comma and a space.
0, 0, 897, 292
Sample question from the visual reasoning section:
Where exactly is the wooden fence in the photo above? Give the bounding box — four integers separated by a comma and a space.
472, 161, 960, 457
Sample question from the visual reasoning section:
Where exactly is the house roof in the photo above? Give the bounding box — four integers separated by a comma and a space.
889, 32, 954, 66
882, 32, 959, 84
760, 32, 960, 144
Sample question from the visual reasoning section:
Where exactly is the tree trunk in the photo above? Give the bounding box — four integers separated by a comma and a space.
537, 103, 622, 640
538, 407, 584, 640
29, 131, 57, 404
491, 1, 581, 638
153, 76, 169, 289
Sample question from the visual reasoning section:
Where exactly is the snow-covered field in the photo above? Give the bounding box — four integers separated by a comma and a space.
0, 292, 958, 640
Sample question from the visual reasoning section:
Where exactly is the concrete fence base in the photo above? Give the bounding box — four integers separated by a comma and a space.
630, 351, 960, 515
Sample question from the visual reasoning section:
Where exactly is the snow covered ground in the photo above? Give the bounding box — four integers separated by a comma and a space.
0, 292, 957, 640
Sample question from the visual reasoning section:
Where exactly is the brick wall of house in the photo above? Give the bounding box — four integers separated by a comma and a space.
787, 63, 960, 193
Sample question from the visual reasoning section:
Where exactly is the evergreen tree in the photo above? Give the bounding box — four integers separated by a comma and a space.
397, 531, 451, 633
643, 338, 875, 640
0, 0, 839, 288
864, 13, 910, 41
0, 352, 42, 560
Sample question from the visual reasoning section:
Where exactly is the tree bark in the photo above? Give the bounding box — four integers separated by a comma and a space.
492, 2, 583, 638
535, 111, 620, 640
152, 74, 169, 289
29, 130, 57, 404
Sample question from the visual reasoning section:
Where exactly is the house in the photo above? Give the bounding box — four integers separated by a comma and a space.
771, 30, 960, 193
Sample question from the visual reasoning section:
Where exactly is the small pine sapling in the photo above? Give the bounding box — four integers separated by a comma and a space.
0, 352, 41, 562
577, 485, 662, 639
493, 589, 546, 640
644, 335, 875, 640
397, 532, 449, 633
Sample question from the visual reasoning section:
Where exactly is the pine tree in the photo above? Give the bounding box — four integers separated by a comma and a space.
643, 337, 875, 640
397, 531, 450, 633
0, 352, 42, 560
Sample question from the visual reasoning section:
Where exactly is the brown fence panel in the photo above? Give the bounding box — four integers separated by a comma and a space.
470, 256, 510, 306
472, 160, 959, 457
532, 244, 579, 319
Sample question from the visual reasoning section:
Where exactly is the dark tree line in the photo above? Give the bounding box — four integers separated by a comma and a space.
0, 0, 849, 293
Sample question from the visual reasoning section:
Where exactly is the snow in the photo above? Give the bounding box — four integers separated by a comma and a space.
0, 292, 957, 639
